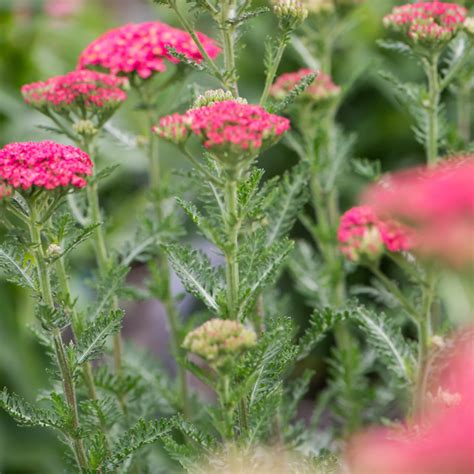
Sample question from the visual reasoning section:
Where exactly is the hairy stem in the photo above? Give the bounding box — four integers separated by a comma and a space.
260, 36, 288, 105
220, 0, 239, 96
28, 202, 88, 470
224, 177, 240, 319
425, 53, 441, 166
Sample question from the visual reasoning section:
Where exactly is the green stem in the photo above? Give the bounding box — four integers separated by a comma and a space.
424, 53, 441, 166
28, 202, 88, 471
224, 178, 240, 319
220, 375, 235, 440
55, 258, 98, 400
457, 81, 471, 145
81, 140, 124, 380
260, 37, 287, 105
414, 272, 436, 416
220, 0, 239, 96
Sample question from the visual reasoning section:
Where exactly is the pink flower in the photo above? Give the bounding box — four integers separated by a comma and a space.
152, 113, 191, 145
45, 0, 83, 18
21, 70, 128, 114
0, 141, 93, 193
363, 157, 474, 267
338, 206, 411, 262
78, 22, 220, 79
347, 330, 474, 474
270, 69, 341, 103
383, 2, 467, 44
155, 100, 290, 159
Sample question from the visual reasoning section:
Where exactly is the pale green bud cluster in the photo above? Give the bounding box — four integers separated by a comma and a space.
73, 119, 98, 137
273, 0, 308, 29
464, 18, 474, 36
192, 89, 247, 109
183, 319, 257, 369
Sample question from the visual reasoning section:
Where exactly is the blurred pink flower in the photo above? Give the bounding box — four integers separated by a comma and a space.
363, 157, 474, 267
338, 206, 411, 263
270, 69, 341, 103
347, 330, 474, 474
45, 0, 83, 18
78, 22, 220, 79
383, 2, 467, 44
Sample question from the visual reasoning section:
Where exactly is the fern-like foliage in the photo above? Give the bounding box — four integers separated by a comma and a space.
75, 309, 124, 366
165, 244, 222, 314
0, 243, 37, 290
353, 306, 415, 384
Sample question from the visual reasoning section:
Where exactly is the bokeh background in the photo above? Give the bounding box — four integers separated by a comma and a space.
0, 0, 467, 471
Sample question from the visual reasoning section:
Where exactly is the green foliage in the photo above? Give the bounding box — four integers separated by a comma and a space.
0, 242, 37, 291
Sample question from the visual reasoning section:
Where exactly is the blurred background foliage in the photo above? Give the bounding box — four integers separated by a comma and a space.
0, 0, 470, 471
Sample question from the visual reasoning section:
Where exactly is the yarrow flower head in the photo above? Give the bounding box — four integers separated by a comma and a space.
154, 100, 290, 167
464, 17, 474, 36
363, 156, 474, 268
21, 70, 128, 122
273, 0, 308, 29
183, 319, 257, 369
338, 206, 411, 263
191, 89, 248, 109
78, 22, 220, 80
0, 141, 93, 195
270, 69, 341, 104
383, 2, 467, 46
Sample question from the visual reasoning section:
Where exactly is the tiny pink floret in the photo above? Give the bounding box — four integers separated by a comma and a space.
0, 141, 93, 192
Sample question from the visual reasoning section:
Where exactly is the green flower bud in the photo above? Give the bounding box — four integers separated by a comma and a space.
73, 119, 98, 137
273, 0, 308, 29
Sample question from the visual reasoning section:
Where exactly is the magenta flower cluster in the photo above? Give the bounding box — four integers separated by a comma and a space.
383, 2, 467, 43
0, 141, 93, 193
78, 21, 221, 79
270, 69, 341, 102
363, 157, 474, 267
21, 70, 128, 111
338, 206, 411, 262
155, 100, 290, 157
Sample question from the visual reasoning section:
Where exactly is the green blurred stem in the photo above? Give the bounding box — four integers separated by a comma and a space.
457, 81, 471, 145
260, 35, 288, 105
224, 177, 240, 319
55, 257, 98, 402
220, 0, 239, 96
424, 52, 441, 165
139, 86, 190, 418
28, 201, 88, 471
79, 139, 124, 390
219, 375, 235, 440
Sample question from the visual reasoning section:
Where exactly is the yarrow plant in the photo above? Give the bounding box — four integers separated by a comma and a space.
0, 0, 473, 472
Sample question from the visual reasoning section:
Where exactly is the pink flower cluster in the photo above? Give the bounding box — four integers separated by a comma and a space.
270, 69, 341, 103
21, 70, 128, 112
154, 100, 290, 158
78, 22, 220, 79
348, 330, 474, 474
338, 206, 411, 263
0, 141, 93, 193
363, 157, 474, 267
383, 2, 467, 43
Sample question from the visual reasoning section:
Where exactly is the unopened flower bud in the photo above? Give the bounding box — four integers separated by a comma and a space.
192, 89, 247, 109
274, 0, 308, 29
47, 243, 62, 256
73, 119, 98, 137
431, 335, 446, 350
183, 319, 257, 369
152, 113, 191, 145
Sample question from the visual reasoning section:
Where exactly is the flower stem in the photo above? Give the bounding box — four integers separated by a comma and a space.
28, 201, 88, 471
220, 0, 239, 96
457, 80, 471, 145
424, 52, 440, 166
224, 177, 240, 319
260, 36, 288, 106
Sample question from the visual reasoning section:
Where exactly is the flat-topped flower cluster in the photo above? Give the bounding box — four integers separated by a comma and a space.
78, 21, 220, 79
383, 2, 467, 43
154, 100, 290, 158
21, 70, 128, 112
338, 206, 411, 263
270, 69, 341, 103
0, 141, 93, 192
